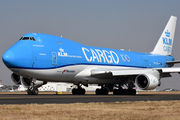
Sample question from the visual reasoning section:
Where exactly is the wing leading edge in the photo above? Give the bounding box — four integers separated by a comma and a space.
91, 67, 180, 79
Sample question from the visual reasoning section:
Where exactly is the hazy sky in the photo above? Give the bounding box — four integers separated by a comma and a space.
0, 0, 180, 90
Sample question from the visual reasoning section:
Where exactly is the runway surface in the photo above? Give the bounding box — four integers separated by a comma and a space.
0, 92, 180, 104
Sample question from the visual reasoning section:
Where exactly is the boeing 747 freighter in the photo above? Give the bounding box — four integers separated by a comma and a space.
2, 16, 180, 95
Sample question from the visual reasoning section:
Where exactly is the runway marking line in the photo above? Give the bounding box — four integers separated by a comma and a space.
0, 94, 178, 100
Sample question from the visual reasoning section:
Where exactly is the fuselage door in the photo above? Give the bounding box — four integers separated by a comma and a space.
52, 52, 57, 66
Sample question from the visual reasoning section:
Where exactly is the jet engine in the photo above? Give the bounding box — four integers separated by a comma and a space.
11, 73, 21, 85
135, 70, 160, 90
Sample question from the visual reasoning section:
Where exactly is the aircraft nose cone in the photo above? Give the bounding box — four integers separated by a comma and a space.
2, 50, 15, 67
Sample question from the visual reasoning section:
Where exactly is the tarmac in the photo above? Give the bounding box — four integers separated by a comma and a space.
0, 91, 180, 104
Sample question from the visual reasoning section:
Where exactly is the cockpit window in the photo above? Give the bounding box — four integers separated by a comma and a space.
30, 37, 36, 41
20, 37, 36, 41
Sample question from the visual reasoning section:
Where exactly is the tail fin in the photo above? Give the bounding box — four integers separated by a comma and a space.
151, 16, 177, 56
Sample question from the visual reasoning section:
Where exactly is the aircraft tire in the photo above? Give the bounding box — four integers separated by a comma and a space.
27, 89, 32, 95
114, 89, 137, 95
113, 89, 119, 95
72, 88, 85, 95
96, 88, 108, 95
122, 89, 128, 95
127, 89, 136, 95
103, 88, 108, 95
95, 89, 100, 95
113, 89, 124, 95
80, 88, 85, 95
72, 88, 77, 95
27, 87, 39, 95
32, 88, 39, 95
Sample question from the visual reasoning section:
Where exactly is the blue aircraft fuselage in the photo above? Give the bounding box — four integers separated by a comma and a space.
3, 33, 174, 71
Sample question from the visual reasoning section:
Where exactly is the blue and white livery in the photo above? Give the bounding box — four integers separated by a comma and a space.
2, 16, 180, 95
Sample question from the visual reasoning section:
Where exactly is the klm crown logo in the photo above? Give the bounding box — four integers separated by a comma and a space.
163, 30, 172, 53
59, 48, 64, 52
58, 48, 68, 57
165, 30, 170, 37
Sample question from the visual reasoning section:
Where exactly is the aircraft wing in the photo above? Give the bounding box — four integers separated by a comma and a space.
91, 68, 150, 78
91, 67, 180, 78
157, 67, 180, 73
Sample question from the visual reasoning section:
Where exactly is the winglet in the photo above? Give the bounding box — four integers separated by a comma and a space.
151, 16, 177, 56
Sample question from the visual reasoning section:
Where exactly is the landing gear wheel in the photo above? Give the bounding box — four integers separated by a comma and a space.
27, 89, 32, 95
32, 88, 39, 95
72, 88, 85, 95
113, 89, 123, 95
95, 89, 100, 95
103, 88, 108, 95
27, 87, 39, 95
113, 89, 119, 95
113, 89, 136, 95
72, 88, 77, 95
95, 88, 109, 95
80, 88, 85, 95
127, 89, 136, 95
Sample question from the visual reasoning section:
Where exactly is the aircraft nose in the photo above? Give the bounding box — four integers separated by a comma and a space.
2, 42, 33, 68
2, 50, 15, 67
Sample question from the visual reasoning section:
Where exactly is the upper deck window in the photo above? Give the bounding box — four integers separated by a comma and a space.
20, 37, 36, 41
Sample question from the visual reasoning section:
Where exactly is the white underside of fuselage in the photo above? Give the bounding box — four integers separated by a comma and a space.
9, 65, 140, 84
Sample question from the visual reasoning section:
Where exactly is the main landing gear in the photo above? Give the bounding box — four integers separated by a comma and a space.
72, 84, 86, 95
95, 84, 136, 95
71, 83, 136, 95
95, 85, 109, 95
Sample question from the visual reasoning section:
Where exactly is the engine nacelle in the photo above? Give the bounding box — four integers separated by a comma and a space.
11, 73, 21, 85
21, 77, 32, 88
21, 77, 47, 88
135, 70, 160, 90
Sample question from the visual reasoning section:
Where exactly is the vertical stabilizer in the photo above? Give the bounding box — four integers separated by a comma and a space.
151, 16, 177, 55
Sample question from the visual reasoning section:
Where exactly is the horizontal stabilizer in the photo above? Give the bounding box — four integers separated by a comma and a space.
166, 60, 180, 64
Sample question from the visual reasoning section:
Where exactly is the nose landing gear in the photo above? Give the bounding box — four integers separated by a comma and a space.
26, 79, 47, 95
27, 86, 39, 95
